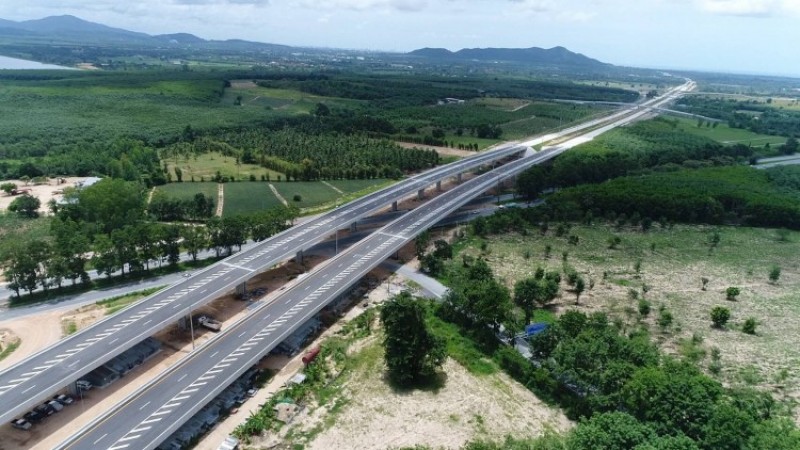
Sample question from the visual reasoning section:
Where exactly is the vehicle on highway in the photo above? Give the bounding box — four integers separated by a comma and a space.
10, 418, 32, 430
53, 393, 74, 405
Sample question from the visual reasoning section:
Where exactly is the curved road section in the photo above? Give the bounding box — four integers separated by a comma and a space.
59, 80, 693, 450
59, 148, 562, 450
0, 143, 525, 425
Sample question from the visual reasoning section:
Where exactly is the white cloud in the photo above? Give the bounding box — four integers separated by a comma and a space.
697, 0, 776, 16
294, 0, 427, 12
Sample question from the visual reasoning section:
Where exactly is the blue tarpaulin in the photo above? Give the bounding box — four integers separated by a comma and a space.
524, 323, 548, 337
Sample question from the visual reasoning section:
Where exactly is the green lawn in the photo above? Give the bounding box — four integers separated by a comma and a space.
325, 179, 393, 194
272, 181, 341, 209
164, 151, 282, 183
674, 118, 786, 147
0, 213, 51, 256
222, 182, 284, 217
155, 182, 218, 201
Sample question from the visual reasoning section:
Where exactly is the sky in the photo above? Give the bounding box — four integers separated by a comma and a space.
2, 0, 799, 76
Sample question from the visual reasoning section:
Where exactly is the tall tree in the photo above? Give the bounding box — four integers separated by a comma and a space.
8, 194, 41, 218
380, 292, 446, 386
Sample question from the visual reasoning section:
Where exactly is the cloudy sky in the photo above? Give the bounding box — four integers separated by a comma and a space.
2, 0, 798, 76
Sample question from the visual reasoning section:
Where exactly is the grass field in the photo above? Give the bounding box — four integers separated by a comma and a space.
164, 151, 283, 182
0, 213, 51, 256
454, 222, 800, 411
0, 74, 291, 147
155, 182, 218, 201
272, 181, 342, 209
673, 117, 786, 147
221, 85, 363, 115
222, 182, 284, 217
325, 179, 393, 194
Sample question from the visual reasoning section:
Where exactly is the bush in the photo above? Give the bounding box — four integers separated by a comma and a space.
711, 307, 731, 329
725, 287, 740, 301
769, 266, 781, 284
292, 194, 302, 202
742, 318, 757, 335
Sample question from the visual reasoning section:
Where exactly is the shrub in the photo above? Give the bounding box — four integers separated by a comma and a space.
742, 318, 757, 335
725, 287, 740, 301
711, 307, 731, 328
769, 266, 781, 284
638, 299, 651, 317
293, 194, 302, 202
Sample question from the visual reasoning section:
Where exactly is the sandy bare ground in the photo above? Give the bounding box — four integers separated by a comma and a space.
0, 311, 62, 371
0, 177, 92, 214
230, 80, 258, 89
397, 142, 475, 158
302, 356, 571, 450
216, 183, 224, 216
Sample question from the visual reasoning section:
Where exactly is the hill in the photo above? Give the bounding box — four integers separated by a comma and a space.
0, 14, 289, 52
409, 45, 609, 68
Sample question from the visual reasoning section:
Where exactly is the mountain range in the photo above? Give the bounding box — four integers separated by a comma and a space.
409, 46, 608, 68
0, 15, 610, 68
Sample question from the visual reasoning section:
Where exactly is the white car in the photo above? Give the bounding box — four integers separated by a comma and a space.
11, 418, 32, 431
218, 436, 239, 450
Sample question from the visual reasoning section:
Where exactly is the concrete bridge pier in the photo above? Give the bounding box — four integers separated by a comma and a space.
296, 250, 304, 264
417, 189, 425, 200
350, 222, 358, 232
457, 173, 462, 183
392, 201, 398, 212
436, 180, 442, 192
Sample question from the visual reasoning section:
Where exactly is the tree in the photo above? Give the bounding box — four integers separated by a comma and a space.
181, 226, 208, 262
769, 266, 781, 284
415, 230, 431, 258
76, 178, 145, 234
725, 286, 740, 301
8, 194, 40, 218
742, 318, 757, 335
780, 137, 798, 155
568, 412, 656, 450
711, 306, 730, 328
622, 361, 722, 440
0, 182, 17, 195
575, 276, 586, 304
380, 292, 445, 386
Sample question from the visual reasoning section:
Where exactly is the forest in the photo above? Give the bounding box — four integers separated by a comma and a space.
0, 69, 637, 182
677, 96, 800, 137
540, 166, 800, 230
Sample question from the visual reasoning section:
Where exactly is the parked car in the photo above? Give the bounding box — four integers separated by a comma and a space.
11, 418, 32, 430
23, 410, 43, 424
35, 403, 55, 417
47, 400, 64, 412
53, 393, 74, 405
76, 380, 93, 391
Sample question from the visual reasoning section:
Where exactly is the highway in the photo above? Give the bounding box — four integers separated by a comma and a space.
58, 146, 564, 450
57, 80, 693, 450
0, 142, 526, 425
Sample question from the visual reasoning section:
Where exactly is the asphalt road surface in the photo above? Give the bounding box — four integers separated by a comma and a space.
0, 143, 525, 425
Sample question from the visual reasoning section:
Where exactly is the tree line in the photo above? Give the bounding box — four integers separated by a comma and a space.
1, 178, 296, 300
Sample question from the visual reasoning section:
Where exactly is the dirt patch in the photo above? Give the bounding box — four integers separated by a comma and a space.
397, 142, 474, 158
297, 351, 571, 450
229, 80, 258, 89
0, 177, 92, 215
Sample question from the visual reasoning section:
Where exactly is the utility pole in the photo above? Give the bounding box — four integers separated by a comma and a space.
189, 311, 195, 351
